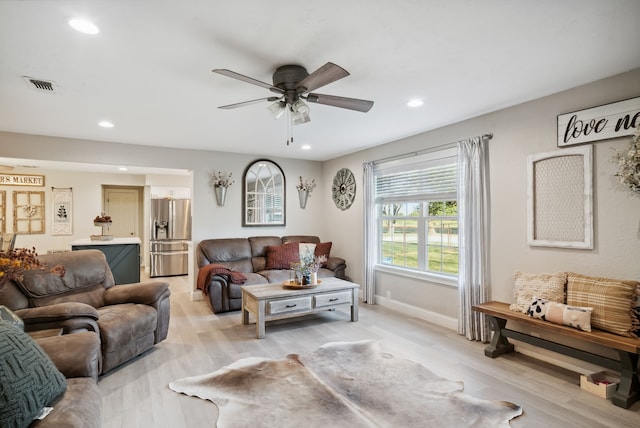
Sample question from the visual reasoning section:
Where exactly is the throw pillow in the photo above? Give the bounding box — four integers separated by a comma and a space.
566, 273, 640, 337
527, 297, 593, 332
314, 242, 332, 266
509, 271, 567, 313
0, 322, 67, 428
265, 243, 300, 270
298, 242, 317, 261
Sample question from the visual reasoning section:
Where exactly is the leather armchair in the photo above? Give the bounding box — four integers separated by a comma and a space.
0, 249, 171, 374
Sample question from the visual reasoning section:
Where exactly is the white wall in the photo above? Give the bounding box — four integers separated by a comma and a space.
323, 68, 640, 321
2, 68, 639, 317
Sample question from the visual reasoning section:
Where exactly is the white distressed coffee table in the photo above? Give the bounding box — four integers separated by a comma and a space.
241, 277, 359, 339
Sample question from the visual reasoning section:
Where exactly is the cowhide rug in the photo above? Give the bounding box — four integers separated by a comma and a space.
169, 340, 522, 427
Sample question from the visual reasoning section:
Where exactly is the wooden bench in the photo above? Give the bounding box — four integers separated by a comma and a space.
472, 301, 640, 409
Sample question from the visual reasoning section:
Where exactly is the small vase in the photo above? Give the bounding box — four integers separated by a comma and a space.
302, 273, 311, 285
298, 189, 309, 209
0, 305, 24, 330
215, 186, 227, 206
310, 272, 318, 285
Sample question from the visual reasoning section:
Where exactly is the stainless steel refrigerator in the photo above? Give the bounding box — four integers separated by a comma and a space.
150, 198, 191, 277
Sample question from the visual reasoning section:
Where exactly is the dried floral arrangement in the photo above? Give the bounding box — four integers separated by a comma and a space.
612, 125, 640, 194
210, 171, 235, 188
0, 247, 65, 289
296, 176, 316, 193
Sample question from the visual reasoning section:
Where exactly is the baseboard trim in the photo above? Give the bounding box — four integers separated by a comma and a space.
374, 295, 458, 331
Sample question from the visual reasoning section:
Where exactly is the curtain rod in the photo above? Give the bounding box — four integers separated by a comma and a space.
372, 133, 493, 165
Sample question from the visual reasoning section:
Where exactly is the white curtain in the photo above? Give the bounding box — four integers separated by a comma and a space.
457, 135, 491, 341
362, 161, 376, 304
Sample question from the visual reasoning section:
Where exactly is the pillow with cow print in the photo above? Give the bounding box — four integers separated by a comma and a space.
527, 297, 593, 332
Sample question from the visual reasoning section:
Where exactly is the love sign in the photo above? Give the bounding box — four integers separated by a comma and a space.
557, 96, 640, 147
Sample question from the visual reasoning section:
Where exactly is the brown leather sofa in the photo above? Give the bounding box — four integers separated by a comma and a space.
197, 235, 347, 313
0, 249, 171, 374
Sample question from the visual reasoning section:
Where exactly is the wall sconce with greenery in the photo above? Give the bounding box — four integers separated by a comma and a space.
296, 176, 316, 209
210, 171, 234, 206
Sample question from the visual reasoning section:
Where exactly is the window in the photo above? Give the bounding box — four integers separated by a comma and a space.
375, 148, 458, 277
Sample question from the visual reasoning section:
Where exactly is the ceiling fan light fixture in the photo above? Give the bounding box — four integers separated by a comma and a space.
291, 99, 310, 125
268, 101, 286, 119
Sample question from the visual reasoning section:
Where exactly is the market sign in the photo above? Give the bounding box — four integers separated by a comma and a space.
557, 96, 640, 147
0, 173, 45, 186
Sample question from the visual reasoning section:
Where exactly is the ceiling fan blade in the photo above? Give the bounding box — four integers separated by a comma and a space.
212, 69, 284, 94
295, 62, 349, 93
218, 97, 280, 110
305, 93, 374, 112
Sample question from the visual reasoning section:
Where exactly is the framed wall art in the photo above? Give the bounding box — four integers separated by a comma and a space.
527, 145, 593, 249
52, 187, 73, 235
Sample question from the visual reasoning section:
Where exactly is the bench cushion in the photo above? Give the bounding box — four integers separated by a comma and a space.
567, 273, 640, 337
527, 298, 593, 331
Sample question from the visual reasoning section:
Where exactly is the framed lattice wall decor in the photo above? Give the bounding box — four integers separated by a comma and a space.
527, 145, 593, 249
13, 190, 45, 234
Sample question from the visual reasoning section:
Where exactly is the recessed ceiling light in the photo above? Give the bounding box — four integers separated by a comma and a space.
119, 167, 128, 171
407, 99, 424, 108
98, 120, 114, 128
69, 18, 99, 35
301, 144, 311, 150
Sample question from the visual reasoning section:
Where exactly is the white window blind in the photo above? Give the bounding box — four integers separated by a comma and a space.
375, 148, 457, 202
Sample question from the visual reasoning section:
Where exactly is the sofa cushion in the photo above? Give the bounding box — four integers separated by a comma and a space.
19, 250, 111, 308
97, 303, 157, 372
197, 239, 254, 273
509, 271, 567, 313
0, 321, 67, 428
265, 242, 300, 270
281, 235, 320, 245
36, 378, 102, 428
566, 273, 639, 337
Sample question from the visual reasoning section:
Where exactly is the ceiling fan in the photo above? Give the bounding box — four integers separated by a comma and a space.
212, 62, 374, 140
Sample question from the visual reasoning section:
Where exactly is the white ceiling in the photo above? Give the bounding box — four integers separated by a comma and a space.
1, 0, 639, 163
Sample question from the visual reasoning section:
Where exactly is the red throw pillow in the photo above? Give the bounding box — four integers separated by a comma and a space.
314, 242, 332, 266
265, 243, 300, 269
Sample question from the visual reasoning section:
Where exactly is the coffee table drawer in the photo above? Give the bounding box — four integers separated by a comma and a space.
267, 296, 312, 315
314, 291, 353, 308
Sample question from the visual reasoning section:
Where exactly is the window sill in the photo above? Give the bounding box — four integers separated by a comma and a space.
374, 264, 458, 287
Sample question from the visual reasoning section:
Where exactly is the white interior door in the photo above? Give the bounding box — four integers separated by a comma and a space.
103, 187, 141, 238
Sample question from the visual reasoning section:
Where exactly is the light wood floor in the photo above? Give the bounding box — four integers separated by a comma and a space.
100, 274, 640, 427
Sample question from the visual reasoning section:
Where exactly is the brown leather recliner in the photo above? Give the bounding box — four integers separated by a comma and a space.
0, 249, 171, 374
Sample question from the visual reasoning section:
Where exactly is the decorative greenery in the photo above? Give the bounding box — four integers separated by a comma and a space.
299, 247, 327, 274
0, 247, 65, 289
612, 125, 640, 194
210, 171, 235, 188
296, 176, 316, 193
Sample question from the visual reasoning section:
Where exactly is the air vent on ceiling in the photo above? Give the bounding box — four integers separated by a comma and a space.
23, 76, 56, 93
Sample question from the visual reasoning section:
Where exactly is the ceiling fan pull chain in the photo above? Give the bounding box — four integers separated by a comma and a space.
286, 108, 294, 145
